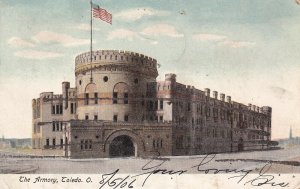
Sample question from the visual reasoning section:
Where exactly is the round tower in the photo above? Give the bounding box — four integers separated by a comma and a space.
75, 50, 158, 122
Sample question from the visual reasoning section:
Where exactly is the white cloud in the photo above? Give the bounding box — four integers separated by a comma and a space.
7, 37, 35, 48
141, 24, 183, 38
75, 24, 100, 31
32, 31, 89, 47
116, 7, 170, 21
107, 29, 140, 41
193, 33, 255, 48
192, 33, 227, 42
151, 41, 158, 45
14, 50, 63, 60
221, 40, 255, 48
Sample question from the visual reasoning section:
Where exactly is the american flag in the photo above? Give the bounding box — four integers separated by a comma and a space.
92, 3, 112, 24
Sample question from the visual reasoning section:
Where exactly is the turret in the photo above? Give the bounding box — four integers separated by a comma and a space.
62, 82, 70, 109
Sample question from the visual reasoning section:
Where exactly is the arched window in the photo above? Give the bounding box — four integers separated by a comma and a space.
113, 82, 129, 104
84, 83, 97, 105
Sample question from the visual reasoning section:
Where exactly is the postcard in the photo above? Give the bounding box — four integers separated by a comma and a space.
0, 0, 300, 188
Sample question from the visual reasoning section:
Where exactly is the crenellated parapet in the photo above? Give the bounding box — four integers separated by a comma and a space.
75, 50, 158, 77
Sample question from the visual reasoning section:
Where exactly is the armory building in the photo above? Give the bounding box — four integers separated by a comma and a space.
32, 50, 272, 158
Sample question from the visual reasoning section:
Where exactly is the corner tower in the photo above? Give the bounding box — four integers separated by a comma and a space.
74, 50, 158, 122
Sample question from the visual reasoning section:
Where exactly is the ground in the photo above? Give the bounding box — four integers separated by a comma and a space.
0, 146, 299, 174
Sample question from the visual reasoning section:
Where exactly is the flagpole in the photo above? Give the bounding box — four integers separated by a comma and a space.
90, 0, 93, 83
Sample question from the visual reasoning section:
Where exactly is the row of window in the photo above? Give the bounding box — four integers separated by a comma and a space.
80, 140, 92, 150
45, 138, 64, 148
146, 115, 164, 122
152, 139, 163, 149
52, 104, 63, 115
83, 114, 130, 122
79, 77, 139, 85
52, 121, 63, 132
146, 100, 164, 111
84, 92, 129, 105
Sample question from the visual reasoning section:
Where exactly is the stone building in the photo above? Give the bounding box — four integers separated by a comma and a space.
32, 50, 272, 158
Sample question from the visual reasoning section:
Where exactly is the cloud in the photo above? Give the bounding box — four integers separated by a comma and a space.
192, 34, 227, 42
269, 86, 292, 99
74, 24, 100, 31
115, 7, 170, 22
14, 50, 63, 60
221, 40, 255, 48
141, 24, 183, 38
107, 29, 140, 41
32, 31, 89, 47
193, 33, 255, 48
107, 28, 159, 45
7, 37, 35, 48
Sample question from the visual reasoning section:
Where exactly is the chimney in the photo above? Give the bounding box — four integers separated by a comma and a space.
205, 88, 210, 97
226, 96, 231, 103
220, 93, 225, 101
213, 91, 218, 99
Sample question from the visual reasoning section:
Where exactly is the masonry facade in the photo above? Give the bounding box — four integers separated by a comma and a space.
32, 50, 272, 158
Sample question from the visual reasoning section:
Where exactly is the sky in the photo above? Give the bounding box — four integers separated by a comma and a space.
0, 0, 300, 139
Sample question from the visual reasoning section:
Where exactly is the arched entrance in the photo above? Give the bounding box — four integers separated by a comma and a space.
109, 135, 135, 157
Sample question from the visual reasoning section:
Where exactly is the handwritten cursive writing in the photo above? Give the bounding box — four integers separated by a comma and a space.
99, 169, 136, 189
132, 159, 187, 187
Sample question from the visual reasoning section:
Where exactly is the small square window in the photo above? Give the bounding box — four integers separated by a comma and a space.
113, 115, 118, 122
124, 115, 129, 122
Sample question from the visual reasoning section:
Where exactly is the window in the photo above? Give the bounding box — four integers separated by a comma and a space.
124, 93, 128, 104
121, 56, 123, 61
113, 115, 118, 122
81, 140, 84, 150
159, 116, 163, 122
89, 140, 92, 149
187, 102, 191, 111
134, 78, 138, 84
84, 93, 89, 105
46, 139, 49, 147
52, 138, 56, 148
113, 92, 118, 104
85, 140, 88, 149
52, 122, 55, 131
149, 101, 154, 110
110, 55, 112, 60
79, 80, 82, 85
103, 76, 108, 82
60, 139, 63, 148
160, 100, 163, 110
124, 115, 129, 122
84, 115, 89, 120
60, 122, 63, 131
52, 105, 55, 114
59, 104, 63, 114
115, 55, 117, 60
56, 104, 59, 114
94, 115, 98, 120
56, 122, 59, 131
94, 93, 98, 104
71, 103, 74, 114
